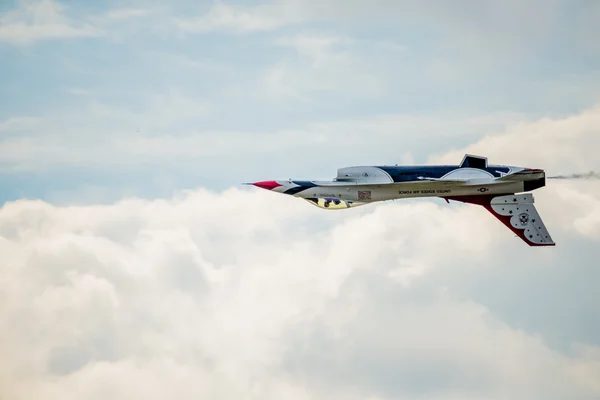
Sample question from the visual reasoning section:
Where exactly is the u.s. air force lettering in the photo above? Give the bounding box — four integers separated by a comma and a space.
398, 189, 452, 195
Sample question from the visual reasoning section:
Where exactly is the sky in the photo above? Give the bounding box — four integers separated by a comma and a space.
1, 0, 600, 399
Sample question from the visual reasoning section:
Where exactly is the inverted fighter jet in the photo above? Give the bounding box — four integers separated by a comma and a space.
248, 154, 555, 246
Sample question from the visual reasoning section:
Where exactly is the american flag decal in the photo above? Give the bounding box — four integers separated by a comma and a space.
358, 190, 371, 200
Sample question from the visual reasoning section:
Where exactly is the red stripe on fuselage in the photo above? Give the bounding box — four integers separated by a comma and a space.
252, 180, 282, 191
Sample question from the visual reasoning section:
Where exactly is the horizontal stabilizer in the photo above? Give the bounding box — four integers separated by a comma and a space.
496, 168, 544, 181
415, 177, 472, 183
445, 193, 555, 246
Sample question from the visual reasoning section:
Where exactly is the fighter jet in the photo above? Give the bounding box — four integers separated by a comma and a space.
248, 154, 555, 246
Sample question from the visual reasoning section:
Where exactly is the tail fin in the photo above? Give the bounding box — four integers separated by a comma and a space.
445, 193, 555, 246
459, 154, 488, 169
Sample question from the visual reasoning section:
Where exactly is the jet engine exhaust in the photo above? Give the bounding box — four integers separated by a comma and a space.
547, 171, 600, 180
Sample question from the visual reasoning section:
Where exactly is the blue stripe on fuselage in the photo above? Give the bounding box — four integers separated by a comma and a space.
284, 181, 318, 195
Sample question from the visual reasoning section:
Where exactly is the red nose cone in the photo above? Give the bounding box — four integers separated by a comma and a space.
252, 180, 282, 191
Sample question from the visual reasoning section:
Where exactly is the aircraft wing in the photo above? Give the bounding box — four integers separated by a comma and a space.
414, 177, 469, 183
445, 193, 555, 246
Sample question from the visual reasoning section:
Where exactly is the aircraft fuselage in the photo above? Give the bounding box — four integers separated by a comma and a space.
251, 163, 546, 205
247, 155, 554, 246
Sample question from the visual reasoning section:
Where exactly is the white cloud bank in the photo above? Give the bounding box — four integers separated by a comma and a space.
1, 178, 600, 399
2, 105, 600, 397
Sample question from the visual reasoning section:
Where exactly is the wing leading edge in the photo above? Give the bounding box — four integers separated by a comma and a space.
444, 193, 555, 246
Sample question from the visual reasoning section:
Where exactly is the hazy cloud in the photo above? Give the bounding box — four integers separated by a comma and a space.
0, 0, 102, 44
1, 100, 598, 179
176, 2, 308, 34
105, 9, 150, 20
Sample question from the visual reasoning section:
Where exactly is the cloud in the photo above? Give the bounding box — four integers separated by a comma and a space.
2, 2, 599, 396
430, 104, 600, 175
1, 174, 600, 399
0, 92, 528, 174
0, 89, 215, 170
286, 286, 600, 399
105, 9, 150, 20
0, 0, 102, 45
173, 0, 599, 110
1, 99, 600, 397
262, 32, 388, 102
176, 2, 308, 34
262, 33, 408, 103
0, 116, 39, 133
174, 0, 574, 50
2, 99, 597, 184
65, 87, 90, 96
275, 33, 348, 59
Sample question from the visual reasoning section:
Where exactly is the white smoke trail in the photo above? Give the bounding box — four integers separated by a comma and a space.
547, 171, 600, 180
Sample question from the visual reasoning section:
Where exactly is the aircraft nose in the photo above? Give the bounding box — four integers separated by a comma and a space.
251, 180, 282, 191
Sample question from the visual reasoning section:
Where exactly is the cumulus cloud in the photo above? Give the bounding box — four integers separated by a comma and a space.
1, 168, 600, 399
430, 104, 600, 175
423, 104, 600, 241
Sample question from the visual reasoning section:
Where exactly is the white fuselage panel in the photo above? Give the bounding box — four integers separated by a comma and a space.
294, 181, 525, 202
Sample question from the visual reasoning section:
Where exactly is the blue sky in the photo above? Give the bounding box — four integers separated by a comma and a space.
1, 0, 599, 203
